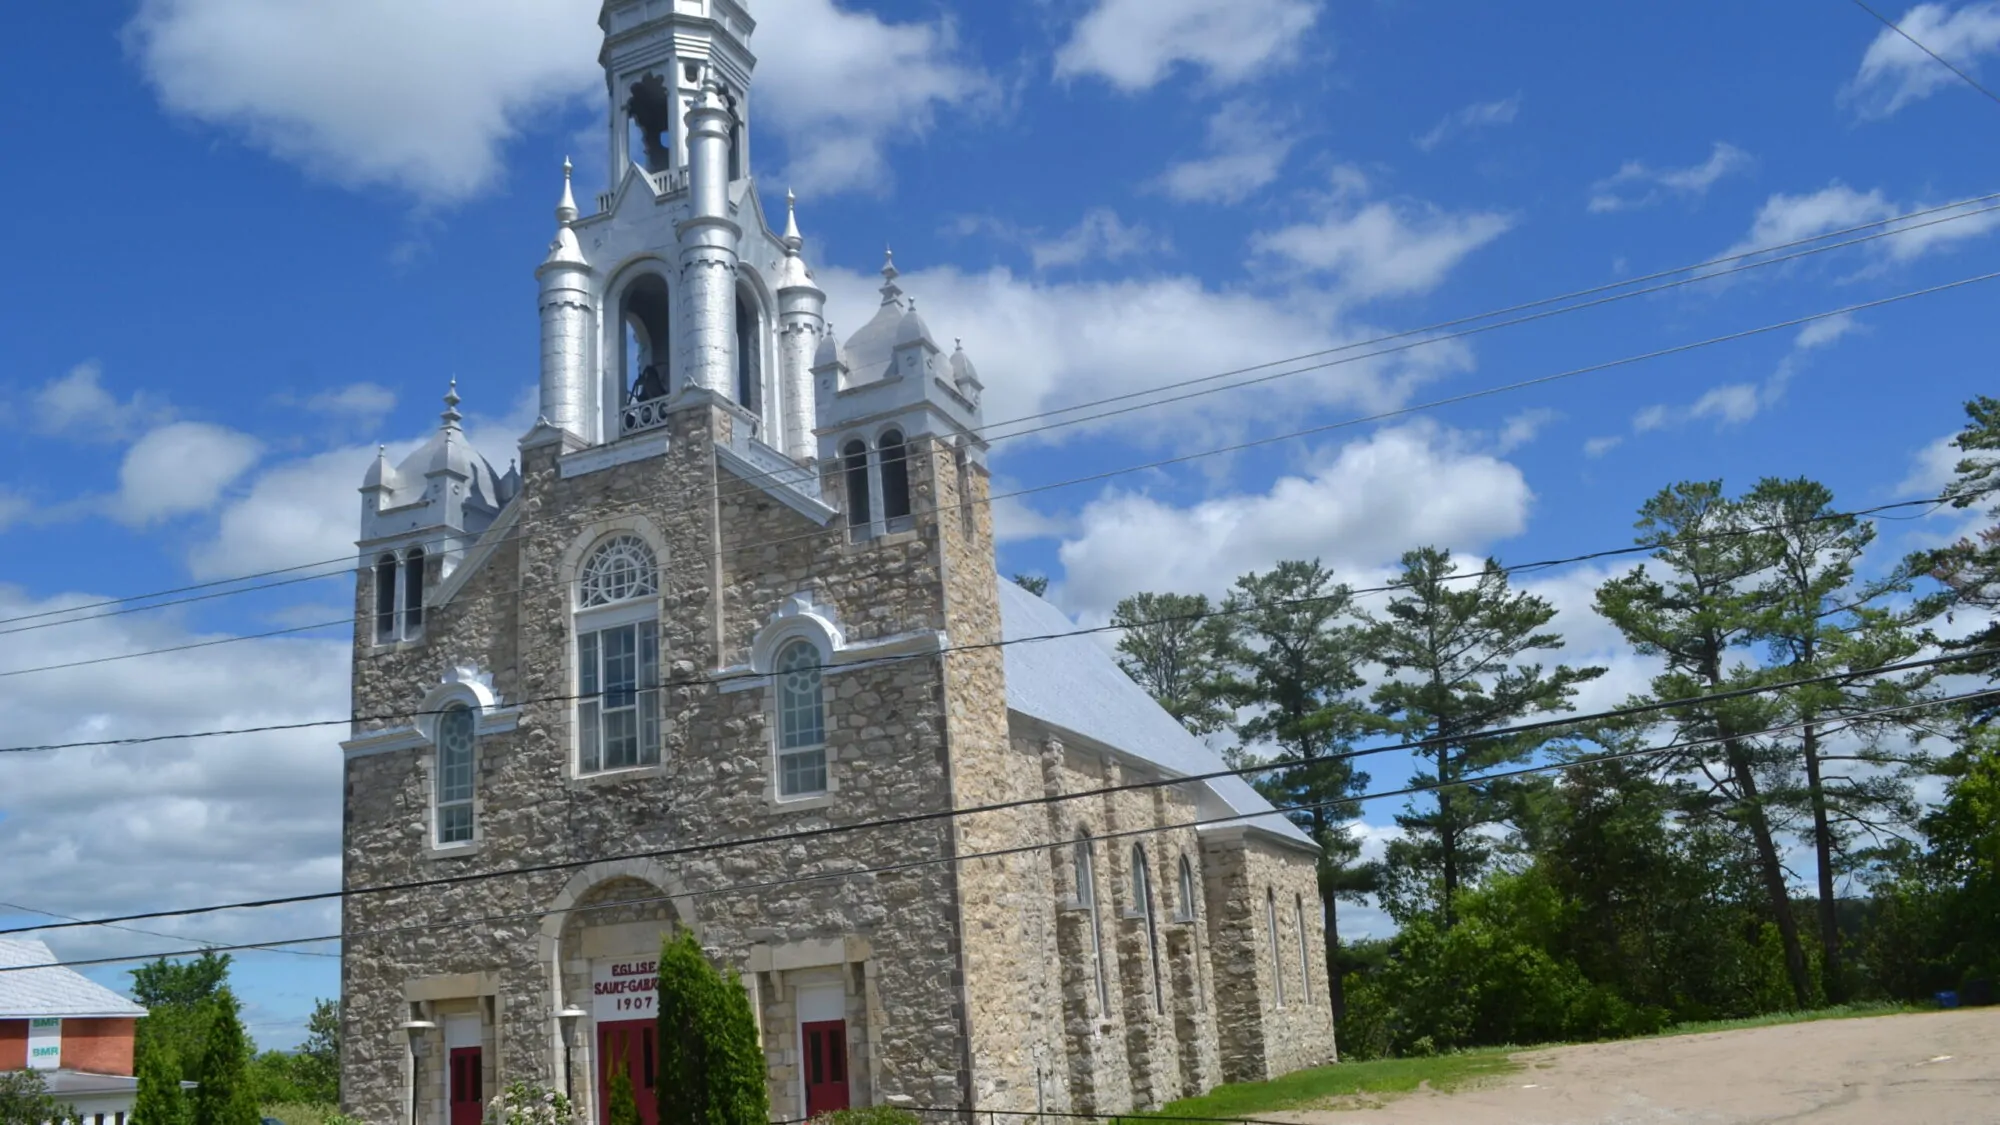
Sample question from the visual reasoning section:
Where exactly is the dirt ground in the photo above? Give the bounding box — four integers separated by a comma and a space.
1285, 1007, 2000, 1124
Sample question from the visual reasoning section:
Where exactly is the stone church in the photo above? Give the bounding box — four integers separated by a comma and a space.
337, 3, 1333, 1123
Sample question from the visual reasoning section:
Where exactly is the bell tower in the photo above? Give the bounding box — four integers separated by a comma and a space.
599, 0, 757, 183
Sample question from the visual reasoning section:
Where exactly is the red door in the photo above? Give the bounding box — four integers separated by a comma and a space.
801, 1020, 849, 1117
597, 1020, 658, 1125
448, 1047, 482, 1125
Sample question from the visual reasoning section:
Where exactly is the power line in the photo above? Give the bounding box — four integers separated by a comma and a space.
4, 196, 1994, 639
1850, 0, 2000, 109
0, 643, 1975, 943
10, 683, 1986, 974
0, 901, 338, 960
2, 265, 1992, 685
0, 484, 1978, 757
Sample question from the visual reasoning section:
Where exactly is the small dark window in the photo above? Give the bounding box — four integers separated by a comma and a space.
879, 430, 911, 525
843, 440, 872, 530
374, 555, 398, 644
402, 548, 426, 637
736, 291, 759, 415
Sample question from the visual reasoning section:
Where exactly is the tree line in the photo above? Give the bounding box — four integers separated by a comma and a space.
1102, 397, 2000, 1057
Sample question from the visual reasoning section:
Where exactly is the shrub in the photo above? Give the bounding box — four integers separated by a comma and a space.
486, 1081, 574, 1125
656, 931, 768, 1125
606, 1064, 640, 1125
809, 1109, 919, 1125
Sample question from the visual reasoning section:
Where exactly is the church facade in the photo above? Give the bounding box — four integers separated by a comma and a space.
337, 3, 1333, 1123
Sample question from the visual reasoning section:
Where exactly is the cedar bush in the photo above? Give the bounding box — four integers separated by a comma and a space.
191, 990, 261, 1125
606, 1063, 640, 1125
809, 1108, 919, 1125
655, 931, 767, 1125
134, 1029, 187, 1125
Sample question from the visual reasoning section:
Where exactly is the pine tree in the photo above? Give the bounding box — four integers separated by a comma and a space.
1596, 482, 1814, 1008
133, 1029, 186, 1125
655, 932, 767, 1125
1215, 560, 1373, 1019
1367, 547, 1603, 928
1741, 476, 1937, 1003
1112, 591, 1233, 736
189, 990, 259, 1125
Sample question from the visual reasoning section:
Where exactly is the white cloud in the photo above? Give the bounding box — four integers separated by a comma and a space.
817, 263, 1473, 455
1583, 435, 1623, 458
1029, 209, 1168, 271
1901, 431, 1966, 497
125, 0, 987, 203
1494, 408, 1557, 454
1846, 1, 2000, 117
32, 362, 163, 443
1250, 181, 1514, 302
305, 383, 398, 426
0, 491, 29, 533
111, 422, 264, 526
1052, 422, 1533, 618
1588, 142, 1751, 213
0, 584, 346, 1019
1056, 0, 1322, 91
1414, 95, 1521, 152
1629, 315, 1862, 437
1155, 103, 1296, 205
752, 0, 992, 194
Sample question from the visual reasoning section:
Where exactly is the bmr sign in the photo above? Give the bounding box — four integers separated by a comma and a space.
591, 959, 657, 1022
27, 1018, 61, 1070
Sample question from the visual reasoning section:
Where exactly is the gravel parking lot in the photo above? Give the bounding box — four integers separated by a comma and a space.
1288, 1008, 1999, 1124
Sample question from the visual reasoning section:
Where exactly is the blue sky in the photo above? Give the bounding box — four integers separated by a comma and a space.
2, 0, 1998, 1048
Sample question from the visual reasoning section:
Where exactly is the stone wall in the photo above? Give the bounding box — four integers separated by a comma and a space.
1199, 830, 1335, 1084
342, 395, 971, 1124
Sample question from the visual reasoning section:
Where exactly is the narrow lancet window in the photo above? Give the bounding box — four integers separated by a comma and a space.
775, 640, 827, 797
843, 440, 872, 532
1135, 845, 1163, 1014
374, 555, 399, 644
402, 548, 425, 638
879, 430, 911, 529
435, 705, 475, 845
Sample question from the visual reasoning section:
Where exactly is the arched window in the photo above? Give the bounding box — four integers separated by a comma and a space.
373, 550, 424, 645
1075, 832, 1109, 1015
1177, 855, 1198, 922
843, 440, 872, 533
374, 554, 399, 644
576, 536, 661, 775
774, 641, 827, 797
1134, 845, 1163, 1015
879, 430, 911, 531
402, 548, 426, 638
1267, 888, 1286, 1008
621, 274, 673, 435
435, 705, 476, 845
1296, 893, 1313, 1003
735, 290, 760, 417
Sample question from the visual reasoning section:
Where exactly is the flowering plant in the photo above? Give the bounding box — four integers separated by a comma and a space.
486, 1080, 576, 1125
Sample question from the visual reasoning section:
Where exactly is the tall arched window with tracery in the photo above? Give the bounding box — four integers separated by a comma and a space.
435, 705, 476, 845
576, 535, 661, 775
774, 640, 827, 797
1075, 832, 1109, 1015
1134, 844, 1163, 1014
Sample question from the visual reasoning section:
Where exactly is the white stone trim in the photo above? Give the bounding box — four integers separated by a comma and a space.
559, 434, 670, 479
715, 441, 836, 524
718, 625, 944, 694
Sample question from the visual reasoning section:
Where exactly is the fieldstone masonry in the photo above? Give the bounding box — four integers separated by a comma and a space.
338, 5, 1333, 1122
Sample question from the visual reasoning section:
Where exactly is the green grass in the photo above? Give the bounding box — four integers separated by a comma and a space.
1652, 1000, 1925, 1040
1137, 1050, 1520, 1120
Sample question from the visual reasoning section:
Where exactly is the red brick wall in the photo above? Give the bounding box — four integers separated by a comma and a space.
62, 1018, 137, 1076
0, 1021, 24, 1069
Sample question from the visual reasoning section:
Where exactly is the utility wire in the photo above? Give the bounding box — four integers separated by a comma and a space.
1850, 0, 2000, 108
2, 195, 1993, 639
0, 485, 1981, 757
2, 267, 1993, 684
9, 683, 1987, 973
0, 644, 1977, 941
0, 900, 338, 960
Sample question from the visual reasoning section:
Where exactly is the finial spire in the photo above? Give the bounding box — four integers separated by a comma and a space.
556, 157, 578, 225
783, 189, 801, 245
441, 379, 463, 429
879, 247, 903, 305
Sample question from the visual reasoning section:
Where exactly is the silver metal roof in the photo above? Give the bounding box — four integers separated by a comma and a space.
0, 939, 147, 1020
997, 580, 1317, 850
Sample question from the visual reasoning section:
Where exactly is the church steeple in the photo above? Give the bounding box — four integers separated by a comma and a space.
599, 0, 757, 184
